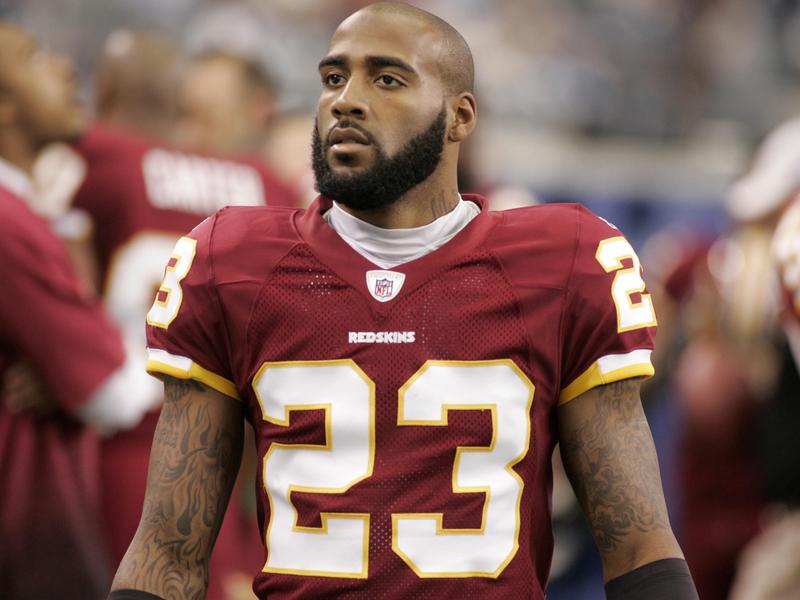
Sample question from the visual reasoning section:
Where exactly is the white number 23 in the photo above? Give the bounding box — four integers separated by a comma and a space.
252, 360, 534, 579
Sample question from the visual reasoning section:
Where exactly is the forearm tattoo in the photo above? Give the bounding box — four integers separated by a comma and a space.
559, 380, 670, 554
114, 377, 242, 600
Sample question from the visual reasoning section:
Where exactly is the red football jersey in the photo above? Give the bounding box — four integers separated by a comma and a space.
146, 196, 656, 599
0, 184, 125, 600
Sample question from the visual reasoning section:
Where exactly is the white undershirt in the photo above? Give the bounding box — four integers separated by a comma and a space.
323, 196, 480, 269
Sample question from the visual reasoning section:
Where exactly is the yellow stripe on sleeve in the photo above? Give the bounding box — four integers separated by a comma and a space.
558, 349, 654, 405
146, 348, 240, 400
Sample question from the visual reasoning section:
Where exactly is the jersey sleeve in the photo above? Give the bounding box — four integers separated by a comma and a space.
145, 214, 239, 399
0, 205, 125, 411
558, 207, 657, 404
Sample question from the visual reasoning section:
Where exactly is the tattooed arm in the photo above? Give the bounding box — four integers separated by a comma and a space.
557, 378, 683, 581
110, 376, 244, 600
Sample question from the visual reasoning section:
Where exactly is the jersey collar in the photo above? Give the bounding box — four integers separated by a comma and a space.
294, 194, 497, 311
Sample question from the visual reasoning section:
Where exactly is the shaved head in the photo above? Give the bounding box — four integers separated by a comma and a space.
348, 2, 474, 95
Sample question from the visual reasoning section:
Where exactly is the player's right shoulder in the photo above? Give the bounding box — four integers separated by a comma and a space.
210, 203, 300, 245
192, 204, 303, 282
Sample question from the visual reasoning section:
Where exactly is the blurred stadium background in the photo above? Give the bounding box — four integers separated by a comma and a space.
3, 1, 800, 599
7, 0, 800, 205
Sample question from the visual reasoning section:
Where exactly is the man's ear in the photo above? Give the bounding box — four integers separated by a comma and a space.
448, 92, 477, 143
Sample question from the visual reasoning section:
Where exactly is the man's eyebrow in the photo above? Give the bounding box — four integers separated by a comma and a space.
318, 55, 347, 71
364, 55, 416, 75
318, 54, 417, 76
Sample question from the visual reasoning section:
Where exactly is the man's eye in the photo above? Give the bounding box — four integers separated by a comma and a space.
324, 73, 345, 86
377, 75, 400, 87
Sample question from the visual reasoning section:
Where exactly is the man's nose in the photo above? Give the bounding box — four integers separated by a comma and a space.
331, 79, 368, 120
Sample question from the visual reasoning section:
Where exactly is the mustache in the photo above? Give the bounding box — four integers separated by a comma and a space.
326, 119, 378, 147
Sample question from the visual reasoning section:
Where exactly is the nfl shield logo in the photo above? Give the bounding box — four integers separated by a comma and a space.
365, 269, 406, 303
374, 278, 393, 298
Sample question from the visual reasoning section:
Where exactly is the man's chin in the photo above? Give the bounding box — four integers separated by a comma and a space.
46, 112, 87, 145
327, 145, 374, 167
325, 159, 373, 178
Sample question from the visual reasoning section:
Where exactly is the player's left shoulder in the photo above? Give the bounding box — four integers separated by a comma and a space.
485, 201, 638, 290
491, 201, 621, 247
571, 203, 628, 244
480, 202, 585, 289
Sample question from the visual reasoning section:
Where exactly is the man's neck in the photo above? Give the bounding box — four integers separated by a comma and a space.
337, 178, 461, 229
0, 128, 37, 176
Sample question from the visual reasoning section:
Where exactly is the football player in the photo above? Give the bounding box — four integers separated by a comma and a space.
111, 3, 697, 599
0, 23, 159, 600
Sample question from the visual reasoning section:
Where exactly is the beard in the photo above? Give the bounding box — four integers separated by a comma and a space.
312, 105, 447, 212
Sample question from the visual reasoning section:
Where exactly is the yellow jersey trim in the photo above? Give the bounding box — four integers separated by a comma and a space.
559, 359, 654, 405
146, 354, 239, 400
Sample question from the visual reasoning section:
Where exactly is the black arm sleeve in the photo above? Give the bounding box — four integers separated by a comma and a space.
605, 558, 698, 600
108, 591, 166, 600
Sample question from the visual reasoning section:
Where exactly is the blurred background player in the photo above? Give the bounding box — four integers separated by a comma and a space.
175, 49, 276, 155
95, 29, 180, 140
29, 28, 298, 600
0, 22, 158, 600
175, 45, 318, 208
637, 114, 800, 600
724, 117, 800, 600
261, 110, 318, 207
30, 29, 181, 288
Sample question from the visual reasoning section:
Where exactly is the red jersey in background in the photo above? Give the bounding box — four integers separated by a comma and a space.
0, 165, 125, 600
147, 196, 656, 599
